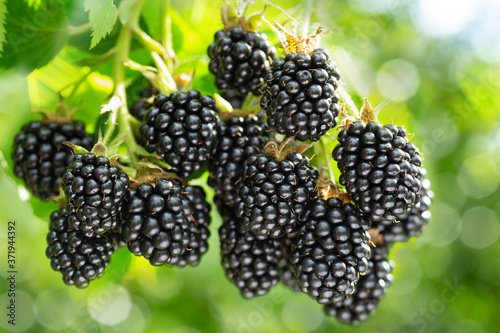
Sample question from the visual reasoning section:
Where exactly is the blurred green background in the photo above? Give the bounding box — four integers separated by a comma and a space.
1, 0, 499, 332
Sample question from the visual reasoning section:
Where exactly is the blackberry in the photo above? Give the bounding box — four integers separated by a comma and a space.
208, 114, 269, 206
332, 120, 424, 223
219, 209, 287, 298
139, 90, 218, 178
375, 175, 433, 242
260, 49, 341, 142
121, 178, 211, 267
290, 197, 372, 305
130, 88, 154, 121
324, 245, 395, 324
12, 120, 94, 200
235, 152, 319, 238
62, 153, 130, 235
45, 208, 114, 288
279, 237, 300, 292
176, 185, 211, 267
208, 27, 277, 96
222, 89, 246, 109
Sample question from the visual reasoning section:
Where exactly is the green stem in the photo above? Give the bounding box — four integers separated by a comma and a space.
151, 51, 177, 92
160, 0, 176, 70
68, 23, 91, 36
133, 27, 167, 57
102, 0, 145, 165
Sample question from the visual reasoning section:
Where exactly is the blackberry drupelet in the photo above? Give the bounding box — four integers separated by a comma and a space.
260, 49, 341, 142
290, 197, 372, 305
235, 152, 319, 238
375, 176, 433, 242
208, 27, 277, 96
332, 120, 424, 223
208, 114, 269, 206
46, 208, 114, 288
219, 209, 287, 298
324, 245, 395, 324
121, 178, 211, 267
12, 120, 94, 200
139, 90, 219, 178
62, 153, 130, 235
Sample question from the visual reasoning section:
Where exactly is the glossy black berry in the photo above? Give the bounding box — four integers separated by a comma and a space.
62, 153, 130, 235
324, 245, 395, 324
45, 208, 114, 288
235, 152, 319, 238
208, 27, 277, 96
290, 197, 372, 305
374, 175, 433, 242
332, 121, 424, 223
12, 120, 94, 200
208, 115, 270, 206
219, 207, 287, 298
139, 91, 219, 178
121, 179, 211, 267
261, 49, 341, 141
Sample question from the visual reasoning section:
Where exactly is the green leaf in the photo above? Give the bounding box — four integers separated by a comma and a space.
0, 0, 6, 53
84, 0, 117, 49
0, 0, 69, 71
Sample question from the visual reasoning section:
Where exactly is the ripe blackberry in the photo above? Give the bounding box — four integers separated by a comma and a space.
222, 89, 246, 109
12, 120, 94, 200
208, 114, 269, 206
260, 49, 341, 142
235, 152, 319, 238
62, 153, 130, 235
375, 176, 433, 242
45, 208, 114, 288
121, 179, 211, 267
176, 185, 211, 267
290, 197, 372, 305
139, 90, 218, 178
332, 120, 424, 223
219, 209, 287, 298
324, 245, 395, 324
279, 237, 300, 292
130, 88, 154, 121
208, 26, 277, 96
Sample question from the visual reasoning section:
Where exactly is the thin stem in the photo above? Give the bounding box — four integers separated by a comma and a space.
133, 27, 167, 58
151, 51, 177, 92
68, 23, 91, 36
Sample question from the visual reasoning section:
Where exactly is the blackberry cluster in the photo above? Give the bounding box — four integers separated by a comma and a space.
12, 120, 94, 200
219, 209, 287, 298
260, 49, 341, 142
121, 178, 211, 266
139, 90, 219, 178
208, 115, 269, 206
235, 152, 319, 238
375, 176, 433, 242
290, 197, 372, 305
208, 27, 277, 96
332, 121, 424, 223
62, 153, 130, 235
130, 88, 154, 121
324, 245, 395, 324
45, 208, 114, 288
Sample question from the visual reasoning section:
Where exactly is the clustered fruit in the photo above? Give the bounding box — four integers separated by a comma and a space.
10, 4, 433, 327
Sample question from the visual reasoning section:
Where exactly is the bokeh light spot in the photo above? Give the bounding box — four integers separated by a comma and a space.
460, 206, 500, 249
